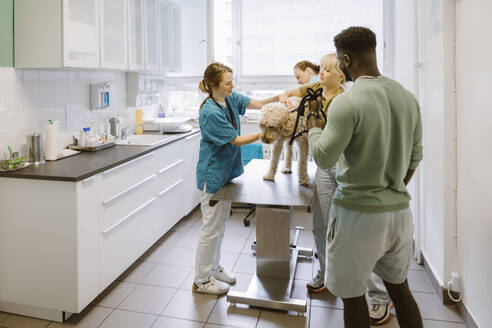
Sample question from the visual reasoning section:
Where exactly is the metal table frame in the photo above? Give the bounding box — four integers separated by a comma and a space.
212, 159, 315, 315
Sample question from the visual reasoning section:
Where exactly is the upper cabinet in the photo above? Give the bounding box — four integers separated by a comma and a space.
127, 0, 145, 70
100, 0, 128, 69
144, 0, 160, 72
14, 0, 183, 71
15, 0, 100, 68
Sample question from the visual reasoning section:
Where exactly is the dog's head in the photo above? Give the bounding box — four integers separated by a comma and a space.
258, 97, 301, 144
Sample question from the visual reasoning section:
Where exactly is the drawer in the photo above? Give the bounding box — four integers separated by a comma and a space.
99, 193, 159, 288
100, 173, 157, 232
156, 176, 185, 233
100, 151, 157, 200
154, 139, 184, 169
156, 156, 184, 193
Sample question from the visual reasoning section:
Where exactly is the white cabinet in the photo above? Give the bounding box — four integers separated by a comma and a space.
100, 0, 128, 69
183, 132, 201, 215
145, 0, 160, 71
158, 0, 182, 73
128, 0, 145, 70
0, 134, 199, 321
15, 0, 100, 68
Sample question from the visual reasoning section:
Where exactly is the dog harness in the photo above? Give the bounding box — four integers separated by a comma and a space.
289, 87, 326, 145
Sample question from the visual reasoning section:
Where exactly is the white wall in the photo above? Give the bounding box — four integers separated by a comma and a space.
0, 68, 157, 159
455, 0, 492, 326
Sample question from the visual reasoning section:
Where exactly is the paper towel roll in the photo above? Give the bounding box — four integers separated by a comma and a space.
44, 121, 59, 160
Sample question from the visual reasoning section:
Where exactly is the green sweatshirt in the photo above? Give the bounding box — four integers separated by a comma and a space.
308, 76, 423, 213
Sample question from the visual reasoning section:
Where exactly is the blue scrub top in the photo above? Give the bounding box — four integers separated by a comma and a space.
309, 75, 320, 83
196, 92, 251, 194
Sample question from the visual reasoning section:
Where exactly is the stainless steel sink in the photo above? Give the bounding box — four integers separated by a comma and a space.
116, 134, 176, 146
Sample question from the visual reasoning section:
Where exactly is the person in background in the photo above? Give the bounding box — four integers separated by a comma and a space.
306, 26, 423, 328
280, 54, 394, 326
293, 60, 321, 85
193, 62, 280, 295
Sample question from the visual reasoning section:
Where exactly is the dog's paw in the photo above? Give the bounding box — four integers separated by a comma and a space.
263, 173, 275, 181
281, 168, 292, 174
298, 174, 310, 186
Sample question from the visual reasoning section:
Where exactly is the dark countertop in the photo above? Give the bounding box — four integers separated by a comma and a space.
0, 129, 201, 182
212, 159, 316, 207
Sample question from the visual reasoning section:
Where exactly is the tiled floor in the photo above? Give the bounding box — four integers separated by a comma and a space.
0, 208, 467, 328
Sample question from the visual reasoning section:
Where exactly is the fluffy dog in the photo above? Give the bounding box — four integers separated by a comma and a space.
259, 97, 310, 186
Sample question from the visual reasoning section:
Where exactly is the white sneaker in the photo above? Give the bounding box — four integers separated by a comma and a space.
212, 265, 236, 285
306, 271, 326, 293
192, 277, 229, 295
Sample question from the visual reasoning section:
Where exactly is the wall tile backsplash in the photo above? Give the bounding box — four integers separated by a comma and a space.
0, 68, 158, 159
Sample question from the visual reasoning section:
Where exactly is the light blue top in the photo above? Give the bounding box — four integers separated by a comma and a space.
196, 91, 251, 194
309, 75, 320, 83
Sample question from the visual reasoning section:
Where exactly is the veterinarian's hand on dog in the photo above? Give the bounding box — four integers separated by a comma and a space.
279, 94, 296, 110
307, 98, 324, 130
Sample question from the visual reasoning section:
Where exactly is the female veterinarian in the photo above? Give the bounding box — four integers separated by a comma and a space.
193, 62, 279, 295
293, 60, 321, 85
280, 54, 394, 325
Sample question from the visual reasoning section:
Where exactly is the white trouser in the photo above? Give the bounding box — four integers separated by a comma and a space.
194, 185, 231, 284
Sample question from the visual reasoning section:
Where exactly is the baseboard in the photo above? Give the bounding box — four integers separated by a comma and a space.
458, 302, 480, 328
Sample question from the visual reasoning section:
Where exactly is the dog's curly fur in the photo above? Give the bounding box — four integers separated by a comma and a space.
259, 97, 310, 186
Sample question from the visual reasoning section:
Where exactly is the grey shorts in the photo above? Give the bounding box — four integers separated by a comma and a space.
325, 204, 414, 298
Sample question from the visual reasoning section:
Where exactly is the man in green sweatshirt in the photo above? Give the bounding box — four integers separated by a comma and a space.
307, 27, 423, 328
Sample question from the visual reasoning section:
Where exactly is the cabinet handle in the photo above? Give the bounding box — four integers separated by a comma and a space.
158, 159, 184, 174
185, 133, 200, 140
102, 197, 156, 236
102, 174, 156, 205
102, 151, 156, 176
82, 176, 95, 183
158, 179, 183, 197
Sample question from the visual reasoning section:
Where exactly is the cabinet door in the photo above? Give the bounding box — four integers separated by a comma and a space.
169, 3, 182, 72
100, 0, 128, 69
183, 133, 201, 215
158, 0, 170, 72
63, 0, 100, 68
144, 0, 159, 71
128, 0, 145, 70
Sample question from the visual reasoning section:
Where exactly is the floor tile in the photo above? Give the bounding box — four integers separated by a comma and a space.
229, 273, 254, 293
410, 259, 425, 271
175, 230, 200, 249
46, 306, 112, 328
294, 258, 314, 281
142, 264, 192, 288
179, 270, 196, 291
207, 296, 260, 328
161, 247, 197, 266
161, 289, 217, 322
256, 309, 308, 328
158, 231, 186, 248
152, 316, 204, 328
310, 306, 344, 328
98, 309, 156, 328
413, 292, 463, 323
221, 236, 248, 253
291, 279, 311, 307
0, 314, 50, 328
118, 284, 176, 315
140, 244, 173, 264
423, 319, 467, 327
233, 254, 257, 274
117, 261, 157, 283
92, 281, 137, 308
171, 214, 200, 234
219, 252, 240, 272
408, 270, 436, 293
310, 289, 344, 310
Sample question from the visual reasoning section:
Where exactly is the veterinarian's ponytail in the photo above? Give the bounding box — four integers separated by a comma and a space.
199, 62, 233, 111
294, 60, 320, 74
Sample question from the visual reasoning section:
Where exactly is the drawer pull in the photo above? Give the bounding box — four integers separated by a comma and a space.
158, 179, 184, 197
158, 159, 184, 174
102, 151, 156, 176
185, 133, 200, 140
82, 176, 95, 183
102, 174, 156, 205
102, 197, 156, 235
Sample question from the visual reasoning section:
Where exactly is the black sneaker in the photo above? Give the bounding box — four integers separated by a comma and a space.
369, 303, 394, 325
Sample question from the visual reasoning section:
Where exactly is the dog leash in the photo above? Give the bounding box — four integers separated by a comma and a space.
288, 87, 326, 145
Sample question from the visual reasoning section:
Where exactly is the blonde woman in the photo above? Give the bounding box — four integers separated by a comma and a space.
194, 62, 279, 295
280, 54, 393, 325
